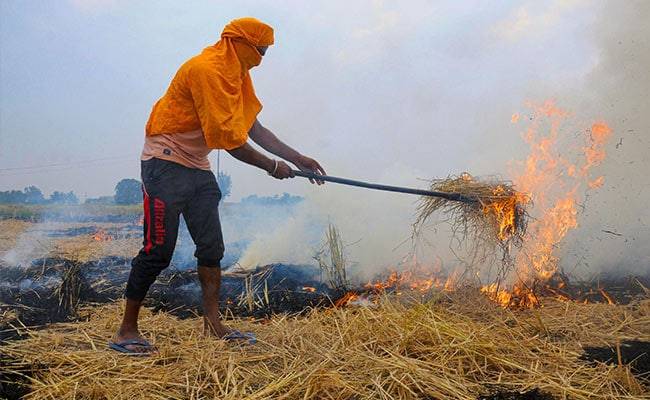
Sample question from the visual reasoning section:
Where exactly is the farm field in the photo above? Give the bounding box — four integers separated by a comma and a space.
1, 212, 649, 399
2, 2, 650, 398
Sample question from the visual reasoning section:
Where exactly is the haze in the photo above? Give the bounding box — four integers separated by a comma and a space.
1, 1, 648, 273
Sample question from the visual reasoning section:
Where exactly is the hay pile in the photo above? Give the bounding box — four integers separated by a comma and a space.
2, 294, 648, 399
413, 173, 527, 252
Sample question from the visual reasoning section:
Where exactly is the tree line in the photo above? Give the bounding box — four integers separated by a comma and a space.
0, 186, 79, 205
0, 173, 233, 205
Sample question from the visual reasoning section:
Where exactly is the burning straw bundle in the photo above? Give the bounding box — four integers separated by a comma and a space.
413, 173, 528, 254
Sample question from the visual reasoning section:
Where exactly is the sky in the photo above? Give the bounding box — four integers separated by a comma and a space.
1, 1, 648, 273
1, 0, 598, 200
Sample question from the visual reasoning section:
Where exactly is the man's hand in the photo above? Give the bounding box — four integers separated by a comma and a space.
293, 155, 326, 185
269, 160, 294, 179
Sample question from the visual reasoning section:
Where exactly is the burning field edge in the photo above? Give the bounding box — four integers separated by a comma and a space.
1, 292, 649, 400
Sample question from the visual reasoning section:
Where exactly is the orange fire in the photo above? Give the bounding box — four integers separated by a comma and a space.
302, 286, 317, 293
588, 176, 605, 189
482, 101, 612, 308
92, 229, 113, 242
363, 267, 456, 294
511, 113, 520, 124
334, 292, 359, 307
331, 257, 461, 307
599, 288, 615, 305
481, 185, 526, 242
480, 283, 540, 308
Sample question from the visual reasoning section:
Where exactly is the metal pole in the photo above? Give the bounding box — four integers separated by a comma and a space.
292, 170, 478, 204
217, 150, 221, 176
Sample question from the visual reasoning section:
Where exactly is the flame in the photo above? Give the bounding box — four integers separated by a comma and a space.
599, 288, 616, 305
588, 176, 605, 189
582, 122, 612, 176
92, 229, 113, 242
334, 292, 359, 307
362, 263, 454, 294
443, 270, 459, 292
480, 283, 540, 308
511, 113, 520, 124
302, 286, 317, 293
482, 101, 612, 308
544, 286, 572, 302
351, 256, 453, 301
482, 187, 525, 241
455, 171, 527, 243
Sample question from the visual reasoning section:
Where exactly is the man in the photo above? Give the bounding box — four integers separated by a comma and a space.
110, 17, 325, 354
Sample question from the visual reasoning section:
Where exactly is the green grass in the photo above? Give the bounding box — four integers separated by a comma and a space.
0, 203, 242, 222
0, 204, 143, 222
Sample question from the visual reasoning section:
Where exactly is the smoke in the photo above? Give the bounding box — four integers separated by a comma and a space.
2, 2, 647, 280
1, 221, 56, 267
558, 0, 650, 275
235, 164, 453, 281
235, 204, 321, 269
236, 1, 650, 280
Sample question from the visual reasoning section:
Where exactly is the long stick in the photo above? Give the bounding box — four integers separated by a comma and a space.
292, 170, 478, 204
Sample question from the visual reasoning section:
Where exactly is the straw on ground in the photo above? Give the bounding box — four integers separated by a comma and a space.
2, 293, 648, 399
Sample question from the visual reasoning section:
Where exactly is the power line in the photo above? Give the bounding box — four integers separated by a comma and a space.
0, 163, 138, 177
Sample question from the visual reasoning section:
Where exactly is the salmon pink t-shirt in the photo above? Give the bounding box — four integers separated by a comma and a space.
141, 129, 211, 170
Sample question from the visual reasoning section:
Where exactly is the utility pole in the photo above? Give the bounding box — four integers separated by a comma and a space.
217, 150, 221, 176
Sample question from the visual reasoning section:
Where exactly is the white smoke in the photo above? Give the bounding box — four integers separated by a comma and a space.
235, 203, 322, 269
236, 1, 650, 280
556, 0, 650, 275
1, 222, 56, 267
236, 164, 450, 280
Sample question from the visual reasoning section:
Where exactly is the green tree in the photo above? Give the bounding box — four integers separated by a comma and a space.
24, 186, 45, 204
49, 191, 79, 204
114, 179, 142, 204
85, 195, 114, 205
0, 190, 25, 204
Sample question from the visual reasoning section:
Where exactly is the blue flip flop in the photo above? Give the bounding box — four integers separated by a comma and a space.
223, 330, 257, 345
108, 338, 156, 356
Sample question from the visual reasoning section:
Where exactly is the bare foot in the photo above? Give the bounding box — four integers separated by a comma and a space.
203, 316, 232, 337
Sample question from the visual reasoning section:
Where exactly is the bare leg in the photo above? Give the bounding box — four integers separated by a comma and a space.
112, 298, 154, 352
198, 265, 230, 337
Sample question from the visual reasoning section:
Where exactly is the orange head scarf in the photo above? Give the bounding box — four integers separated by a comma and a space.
221, 17, 274, 72
146, 17, 275, 150
191, 17, 274, 149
